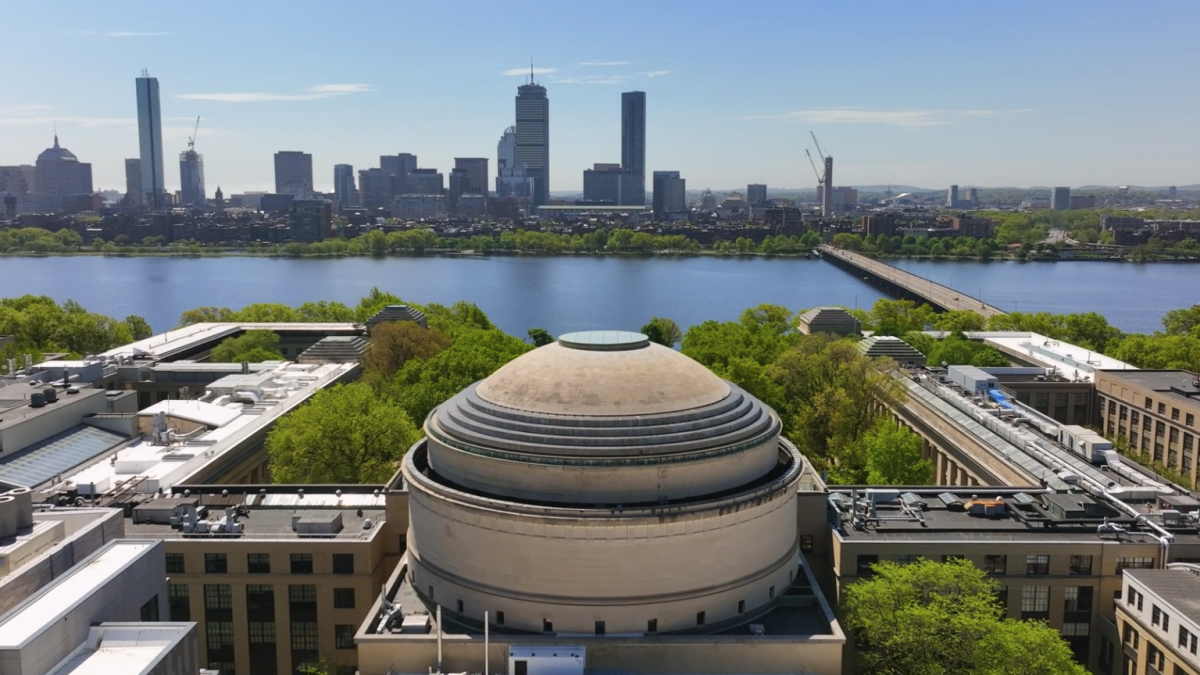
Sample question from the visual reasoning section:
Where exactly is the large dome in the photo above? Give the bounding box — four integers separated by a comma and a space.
422, 331, 781, 504
401, 330, 804, 636
476, 331, 730, 416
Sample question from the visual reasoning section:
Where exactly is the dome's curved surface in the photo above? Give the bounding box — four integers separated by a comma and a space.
475, 332, 730, 417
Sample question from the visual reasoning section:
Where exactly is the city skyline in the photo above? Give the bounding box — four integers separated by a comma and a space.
2, 0, 1199, 194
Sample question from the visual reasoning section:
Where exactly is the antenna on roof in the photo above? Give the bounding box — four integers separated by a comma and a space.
530, 57, 534, 84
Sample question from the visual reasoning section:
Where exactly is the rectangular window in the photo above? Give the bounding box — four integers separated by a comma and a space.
205, 620, 235, 669
1120, 405, 1128, 420
1117, 557, 1155, 574
896, 554, 921, 565
335, 624, 356, 649
647, 618, 656, 633
738, 599, 746, 613
857, 554, 879, 576
456, 599, 464, 614
1146, 397, 1154, 409
1025, 555, 1049, 575
985, 555, 1007, 575
800, 534, 814, 553
245, 584, 275, 622
332, 553, 354, 574
289, 584, 317, 604
1187, 413, 1196, 427
1069, 555, 1093, 575
543, 619, 553, 633
248, 621, 276, 644
497, 611, 504, 625
290, 553, 314, 574
1158, 421, 1167, 437
333, 588, 356, 609
1185, 434, 1194, 451
1109, 400, 1118, 416
594, 620, 605, 636
1171, 428, 1181, 443
168, 584, 190, 621
140, 595, 159, 622
696, 611, 706, 626
769, 585, 776, 599
204, 584, 232, 610
1159, 402, 1167, 415
1133, 411, 1141, 425
1064, 586, 1093, 612
1061, 622, 1090, 636
1127, 589, 1138, 606
290, 621, 319, 650
166, 553, 185, 574
247, 553, 270, 573
204, 553, 227, 574
1173, 408, 1181, 421
1021, 586, 1050, 613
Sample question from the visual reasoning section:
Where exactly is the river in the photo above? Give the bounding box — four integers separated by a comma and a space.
0, 255, 1192, 336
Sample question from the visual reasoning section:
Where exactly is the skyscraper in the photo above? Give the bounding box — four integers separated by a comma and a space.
136, 71, 165, 208
179, 149, 205, 207
124, 159, 142, 206
453, 158, 489, 197
621, 91, 646, 206
274, 151, 313, 196
333, 164, 356, 211
652, 171, 686, 219
947, 185, 959, 208
495, 126, 530, 201
1050, 186, 1071, 211
747, 184, 767, 206
515, 74, 550, 207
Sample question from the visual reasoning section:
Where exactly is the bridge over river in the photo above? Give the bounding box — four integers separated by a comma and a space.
819, 245, 1007, 318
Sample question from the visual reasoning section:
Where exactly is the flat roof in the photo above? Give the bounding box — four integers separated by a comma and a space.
62, 362, 357, 494
126, 500, 384, 540
0, 541, 154, 647
1098, 370, 1200, 406
1125, 569, 1200, 624
139, 399, 241, 428
971, 331, 1135, 376
0, 425, 128, 489
0, 388, 108, 431
99, 322, 360, 361
46, 624, 195, 675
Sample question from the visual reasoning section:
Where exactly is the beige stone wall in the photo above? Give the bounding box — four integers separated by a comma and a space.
426, 432, 780, 504
357, 635, 844, 675
406, 477, 799, 634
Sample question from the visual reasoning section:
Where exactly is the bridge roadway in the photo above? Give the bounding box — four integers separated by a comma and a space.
819, 245, 1007, 317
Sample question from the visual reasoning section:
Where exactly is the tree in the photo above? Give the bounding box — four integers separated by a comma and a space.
178, 306, 237, 326
1108, 334, 1200, 372
641, 317, 683, 348
527, 328, 554, 346
266, 382, 421, 483
123, 315, 154, 341
1163, 305, 1200, 336
211, 330, 283, 362
860, 419, 934, 485
841, 558, 1087, 675
364, 321, 452, 380
931, 310, 987, 333
866, 299, 935, 336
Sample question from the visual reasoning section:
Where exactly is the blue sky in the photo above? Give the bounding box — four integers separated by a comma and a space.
3, 0, 1197, 194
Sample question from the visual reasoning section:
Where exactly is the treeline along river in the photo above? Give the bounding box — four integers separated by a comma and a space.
0, 255, 1193, 336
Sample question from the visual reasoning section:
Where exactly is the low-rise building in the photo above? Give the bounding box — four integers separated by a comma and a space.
1095, 370, 1200, 486
1117, 566, 1200, 675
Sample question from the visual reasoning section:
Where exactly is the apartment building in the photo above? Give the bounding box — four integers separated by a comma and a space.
1096, 370, 1200, 486
1117, 566, 1200, 675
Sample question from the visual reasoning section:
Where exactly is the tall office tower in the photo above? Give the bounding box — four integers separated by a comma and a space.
652, 171, 686, 219
621, 91, 646, 206
179, 149, 205, 207
453, 158, 489, 197
333, 164, 356, 210
380, 154, 417, 180
289, 199, 332, 242
135, 71, 165, 208
820, 156, 834, 218
124, 159, 143, 206
274, 151, 314, 196
947, 184, 959, 208
35, 134, 91, 212
966, 187, 979, 204
1050, 186, 1071, 211
747, 184, 768, 206
358, 168, 390, 210
495, 126, 530, 200
515, 74, 550, 207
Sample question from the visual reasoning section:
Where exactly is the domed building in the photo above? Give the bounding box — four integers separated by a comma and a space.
359, 331, 843, 675
35, 134, 92, 212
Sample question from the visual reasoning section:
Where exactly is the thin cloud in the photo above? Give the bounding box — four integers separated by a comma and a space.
0, 105, 133, 127
553, 75, 631, 85
176, 84, 373, 103
643, 70, 671, 77
501, 67, 556, 76
748, 107, 1033, 127
107, 31, 171, 38
580, 60, 630, 66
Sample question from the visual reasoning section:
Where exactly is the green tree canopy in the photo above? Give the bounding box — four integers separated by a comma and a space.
363, 321, 452, 380
641, 316, 683, 348
527, 328, 554, 346
1163, 305, 1200, 337
124, 315, 154, 341
265, 382, 421, 483
841, 558, 1087, 675
211, 330, 283, 362
859, 418, 934, 485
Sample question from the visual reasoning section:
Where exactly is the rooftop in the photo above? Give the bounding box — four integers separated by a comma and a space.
1098, 369, 1200, 406
125, 492, 385, 540
0, 540, 154, 647
98, 322, 360, 362
0, 425, 127, 489
59, 362, 357, 496
959, 331, 1136, 377
0, 388, 109, 434
1125, 568, 1200, 625
46, 623, 196, 675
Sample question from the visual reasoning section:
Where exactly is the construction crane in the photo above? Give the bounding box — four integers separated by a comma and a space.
187, 116, 201, 152
805, 149, 824, 183
810, 131, 827, 161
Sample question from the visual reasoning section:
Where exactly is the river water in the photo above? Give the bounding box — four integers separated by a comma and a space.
0, 255, 1193, 336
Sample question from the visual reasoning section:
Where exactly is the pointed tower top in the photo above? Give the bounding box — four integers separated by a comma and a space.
530, 57, 535, 85
53, 122, 59, 148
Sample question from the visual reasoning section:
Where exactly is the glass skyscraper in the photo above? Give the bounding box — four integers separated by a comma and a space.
621, 91, 646, 206
179, 149, 205, 207
136, 71, 165, 208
